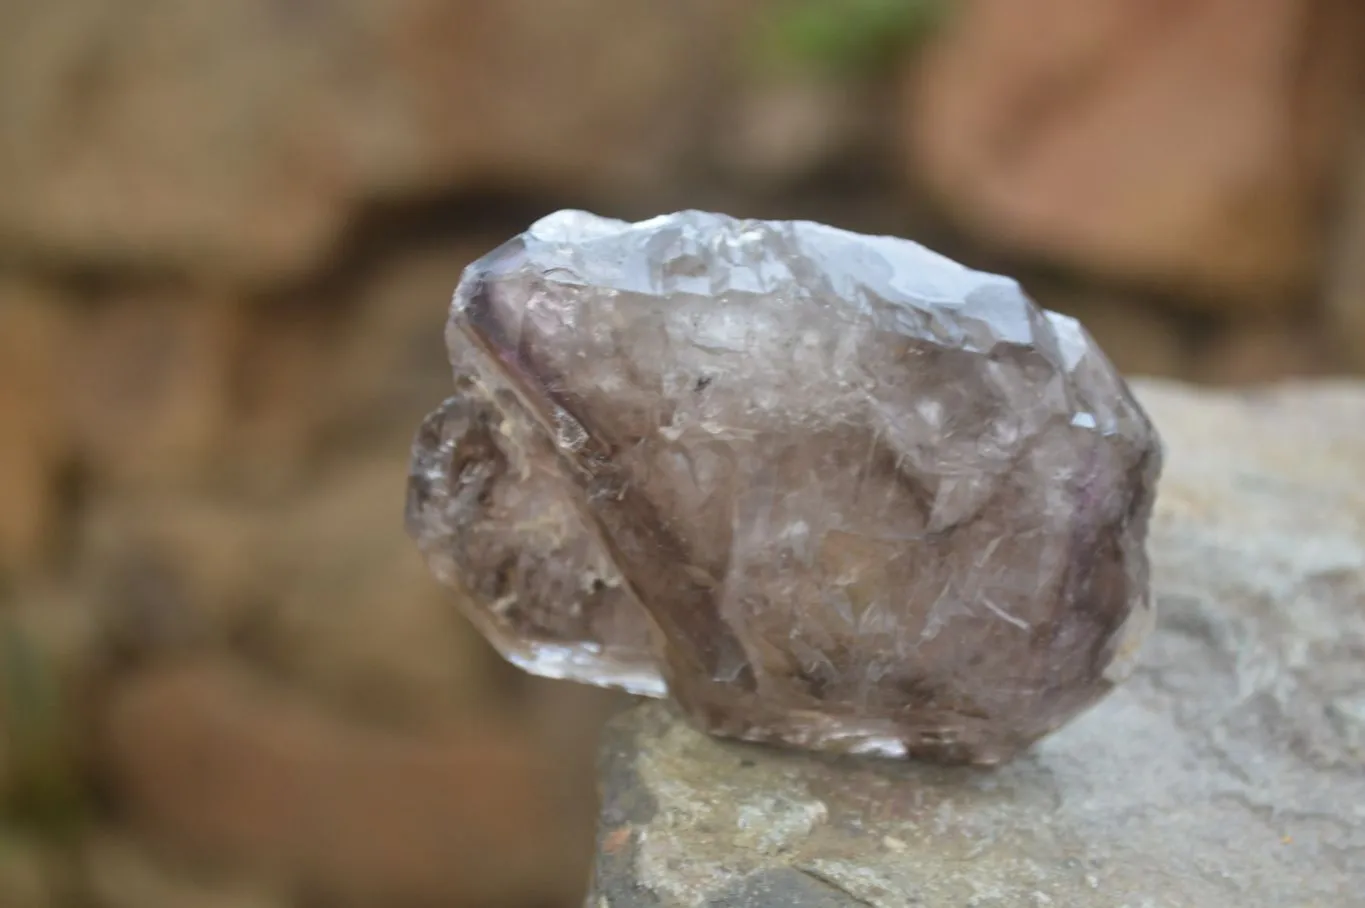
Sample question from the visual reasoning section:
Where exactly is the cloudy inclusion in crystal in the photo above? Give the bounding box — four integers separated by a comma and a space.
406, 210, 1161, 764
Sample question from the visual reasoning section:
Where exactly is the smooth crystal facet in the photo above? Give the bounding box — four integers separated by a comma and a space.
406, 210, 1162, 764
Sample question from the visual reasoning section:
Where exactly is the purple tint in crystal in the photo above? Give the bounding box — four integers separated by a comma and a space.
406, 210, 1162, 764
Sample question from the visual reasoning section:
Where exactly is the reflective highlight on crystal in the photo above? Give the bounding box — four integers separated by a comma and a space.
406, 210, 1162, 764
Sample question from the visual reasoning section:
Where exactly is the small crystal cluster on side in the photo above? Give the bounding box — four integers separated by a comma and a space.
407, 210, 1162, 764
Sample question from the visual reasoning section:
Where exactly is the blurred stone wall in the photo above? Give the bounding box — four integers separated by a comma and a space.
0, 2, 1362, 907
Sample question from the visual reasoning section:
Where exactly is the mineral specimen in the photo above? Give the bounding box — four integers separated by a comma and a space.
406, 210, 1162, 764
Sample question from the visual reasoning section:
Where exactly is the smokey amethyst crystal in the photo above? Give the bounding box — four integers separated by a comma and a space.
406, 210, 1162, 764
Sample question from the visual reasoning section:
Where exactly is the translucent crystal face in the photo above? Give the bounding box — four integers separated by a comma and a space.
407, 388, 663, 697
406, 210, 1162, 764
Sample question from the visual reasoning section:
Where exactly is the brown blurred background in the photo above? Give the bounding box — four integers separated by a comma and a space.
1, 1, 1363, 906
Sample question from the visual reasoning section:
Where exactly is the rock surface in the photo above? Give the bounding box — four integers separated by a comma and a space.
410, 210, 1162, 764
0, 0, 759, 283
908, 0, 1365, 309
100, 658, 615, 907
1329, 124, 1365, 372
0, 280, 67, 576
586, 378, 1365, 907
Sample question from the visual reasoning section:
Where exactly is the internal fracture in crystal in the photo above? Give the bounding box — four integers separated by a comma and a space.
406, 210, 1162, 764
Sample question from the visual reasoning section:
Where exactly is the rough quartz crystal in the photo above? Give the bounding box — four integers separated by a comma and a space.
406, 210, 1162, 764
